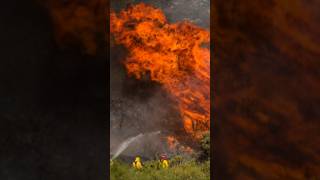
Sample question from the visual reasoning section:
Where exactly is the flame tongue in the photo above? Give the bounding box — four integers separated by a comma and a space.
111, 3, 210, 139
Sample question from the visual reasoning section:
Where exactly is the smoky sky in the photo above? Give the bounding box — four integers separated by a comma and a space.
111, 0, 209, 28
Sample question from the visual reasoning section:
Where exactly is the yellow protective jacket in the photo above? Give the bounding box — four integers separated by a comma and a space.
132, 159, 143, 170
161, 160, 169, 169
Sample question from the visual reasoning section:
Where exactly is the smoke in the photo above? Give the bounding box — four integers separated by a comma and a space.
111, 0, 209, 29
110, 48, 184, 157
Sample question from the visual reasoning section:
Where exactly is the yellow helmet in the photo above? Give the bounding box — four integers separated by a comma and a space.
135, 157, 141, 161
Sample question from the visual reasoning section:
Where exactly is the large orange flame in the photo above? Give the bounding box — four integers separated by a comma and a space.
110, 3, 210, 139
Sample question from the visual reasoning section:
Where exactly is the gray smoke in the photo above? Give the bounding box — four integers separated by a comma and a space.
111, 0, 210, 28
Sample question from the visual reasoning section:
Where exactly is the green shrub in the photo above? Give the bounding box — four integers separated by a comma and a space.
199, 131, 210, 161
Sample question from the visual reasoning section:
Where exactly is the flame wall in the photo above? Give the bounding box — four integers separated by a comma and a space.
110, 0, 210, 156
110, 3, 210, 139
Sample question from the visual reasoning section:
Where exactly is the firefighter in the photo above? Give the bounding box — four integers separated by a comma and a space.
159, 154, 169, 169
132, 156, 143, 170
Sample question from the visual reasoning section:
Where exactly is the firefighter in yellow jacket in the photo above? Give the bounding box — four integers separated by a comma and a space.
160, 154, 169, 169
132, 156, 143, 170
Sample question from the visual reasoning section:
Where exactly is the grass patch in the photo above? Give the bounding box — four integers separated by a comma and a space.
110, 158, 210, 180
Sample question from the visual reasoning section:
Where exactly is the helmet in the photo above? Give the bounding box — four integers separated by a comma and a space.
135, 156, 141, 161
160, 154, 168, 160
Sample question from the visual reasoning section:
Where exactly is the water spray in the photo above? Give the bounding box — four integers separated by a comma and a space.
110, 130, 161, 160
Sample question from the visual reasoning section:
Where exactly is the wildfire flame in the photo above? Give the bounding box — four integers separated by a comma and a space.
110, 3, 210, 139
